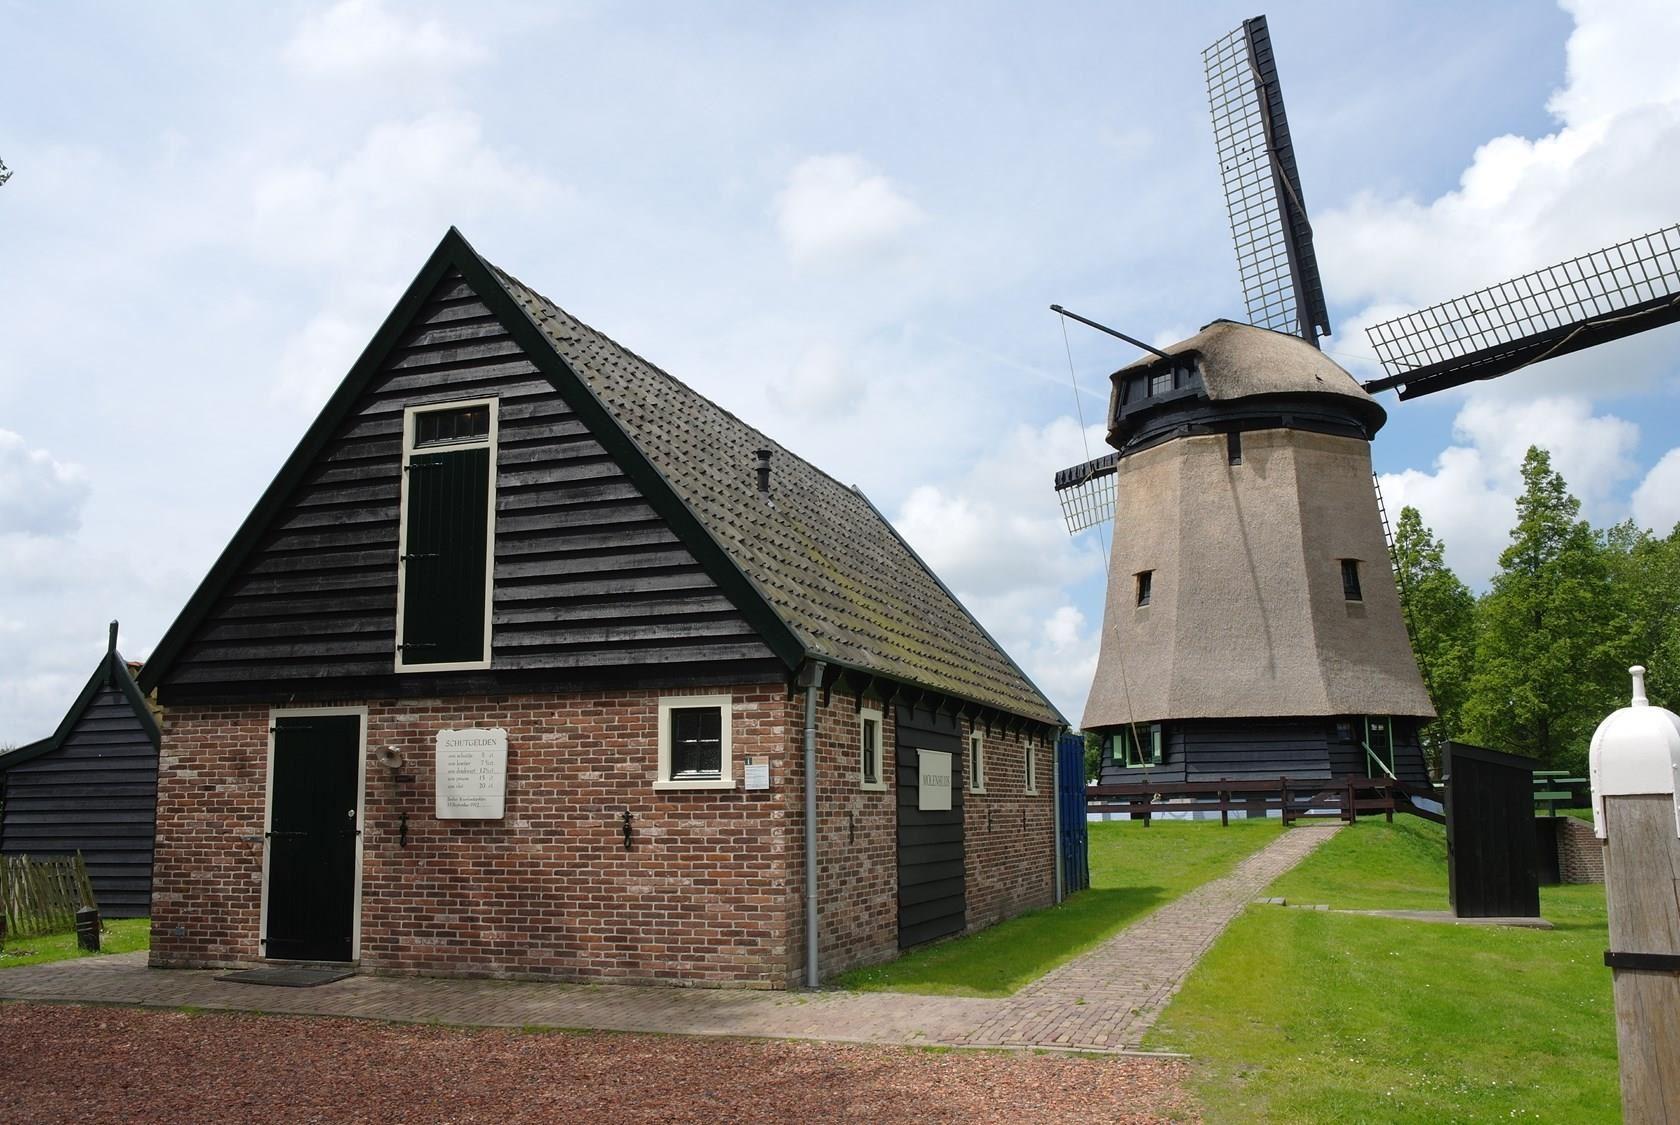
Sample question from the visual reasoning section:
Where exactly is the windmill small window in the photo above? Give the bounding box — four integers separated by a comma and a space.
1341, 559, 1363, 602
1120, 724, 1165, 768
1136, 570, 1153, 607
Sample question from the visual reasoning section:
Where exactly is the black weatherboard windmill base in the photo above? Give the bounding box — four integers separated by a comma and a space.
1052, 14, 1680, 800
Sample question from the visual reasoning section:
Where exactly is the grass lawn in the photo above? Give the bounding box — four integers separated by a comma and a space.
1148, 819, 1617, 1122
835, 818, 1282, 997
0, 918, 151, 969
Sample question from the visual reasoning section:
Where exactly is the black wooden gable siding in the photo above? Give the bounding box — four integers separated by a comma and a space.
0, 686, 157, 917
160, 272, 775, 701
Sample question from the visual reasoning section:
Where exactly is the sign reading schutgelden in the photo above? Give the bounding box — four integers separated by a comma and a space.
435, 727, 508, 819
918, 749, 952, 812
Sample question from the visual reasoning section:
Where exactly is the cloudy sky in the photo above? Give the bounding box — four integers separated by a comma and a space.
3, 0, 1678, 739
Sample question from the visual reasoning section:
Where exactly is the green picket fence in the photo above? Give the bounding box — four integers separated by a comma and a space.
0, 853, 96, 939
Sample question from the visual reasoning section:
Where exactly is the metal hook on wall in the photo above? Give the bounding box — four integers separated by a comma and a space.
621, 808, 634, 851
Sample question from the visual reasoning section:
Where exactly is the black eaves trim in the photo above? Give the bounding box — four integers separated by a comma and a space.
139, 227, 806, 692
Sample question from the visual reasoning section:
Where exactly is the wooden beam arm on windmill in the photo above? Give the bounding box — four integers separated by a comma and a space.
1361, 224, 1680, 400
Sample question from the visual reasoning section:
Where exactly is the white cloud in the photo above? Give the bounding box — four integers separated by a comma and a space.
766, 340, 859, 419
0, 431, 90, 538
249, 111, 562, 408
285, 0, 487, 77
1631, 448, 1680, 534
249, 111, 556, 276
1380, 394, 1639, 586
774, 155, 922, 268
1320, 0, 1680, 400
892, 416, 1108, 721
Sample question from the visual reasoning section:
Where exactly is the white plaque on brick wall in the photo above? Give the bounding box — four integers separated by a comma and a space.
435, 727, 508, 819
918, 749, 952, 812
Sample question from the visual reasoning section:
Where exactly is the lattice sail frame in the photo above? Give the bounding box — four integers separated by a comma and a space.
1364, 224, 1680, 399
1054, 454, 1118, 535
1204, 17, 1331, 343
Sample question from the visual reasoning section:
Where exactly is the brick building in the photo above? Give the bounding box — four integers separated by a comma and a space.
138, 229, 1064, 988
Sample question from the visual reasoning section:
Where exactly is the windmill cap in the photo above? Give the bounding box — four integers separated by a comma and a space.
1112, 320, 1385, 433
1588, 664, 1680, 839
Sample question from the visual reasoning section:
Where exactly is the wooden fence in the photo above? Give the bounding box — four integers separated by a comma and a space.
1087, 776, 1446, 826
0, 853, 96, 939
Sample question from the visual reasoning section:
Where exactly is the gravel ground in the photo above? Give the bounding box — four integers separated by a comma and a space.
0, 1003, 1196, 1123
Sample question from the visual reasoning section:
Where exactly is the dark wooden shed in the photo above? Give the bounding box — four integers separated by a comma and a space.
0, 630, 161, 918
1444, 741, 1540, 919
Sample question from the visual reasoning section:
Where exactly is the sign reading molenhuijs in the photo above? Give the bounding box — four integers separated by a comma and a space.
918, 749, 952, 812
435, 727, 508, 819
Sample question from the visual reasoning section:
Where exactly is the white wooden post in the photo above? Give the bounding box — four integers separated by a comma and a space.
1589, 665, 1680, 1121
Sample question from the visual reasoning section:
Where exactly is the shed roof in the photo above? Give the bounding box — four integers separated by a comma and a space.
138, 229, 1062, 727
491, 266, 1061, 725
0, 647, 159, 772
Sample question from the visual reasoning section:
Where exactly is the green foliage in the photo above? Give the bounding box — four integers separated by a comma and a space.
1602, 519, 1680, 708
1392, 505, 1477, 764
1462, 448, 1625, 770
833, 820, 1280, 996
1082, 729, 1102, 781
1150, 821, 1616, 1122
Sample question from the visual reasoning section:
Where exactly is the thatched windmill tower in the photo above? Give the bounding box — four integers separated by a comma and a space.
1054, 15, 1680, 786
1075, 321, 1434, 783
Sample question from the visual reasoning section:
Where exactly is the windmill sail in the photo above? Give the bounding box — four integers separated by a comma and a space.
1363, 224, 1680, 400
1054, 454, 1118, 534
1205, 16, 1331, 345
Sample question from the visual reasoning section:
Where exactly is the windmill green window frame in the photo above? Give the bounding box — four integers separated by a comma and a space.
1117, 723, 1165, 768
859, 707, 886, 791
394, 398, 498, 672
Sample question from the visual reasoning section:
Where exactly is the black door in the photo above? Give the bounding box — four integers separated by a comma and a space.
265, 715, 361, 961
896, 706, 966, 949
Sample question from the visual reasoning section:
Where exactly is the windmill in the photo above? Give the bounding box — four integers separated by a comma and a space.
1055, 14, 1680, 788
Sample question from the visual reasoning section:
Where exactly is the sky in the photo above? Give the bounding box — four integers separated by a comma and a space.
3, 0, 1678, 741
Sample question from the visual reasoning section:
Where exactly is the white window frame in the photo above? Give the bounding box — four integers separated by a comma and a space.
655, 694, 735, 790
859, 707, 887, 791
394, 396, 499, 673
260, 705, 368, 963
1024, 741, 1039, 795
969, 731, 986, 793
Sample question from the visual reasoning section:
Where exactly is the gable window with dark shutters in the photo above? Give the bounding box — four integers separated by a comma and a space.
395, 399, 498, 671
656, 695, 735, 790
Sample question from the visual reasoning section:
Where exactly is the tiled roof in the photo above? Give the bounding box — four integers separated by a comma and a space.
493, 266, 1062, 726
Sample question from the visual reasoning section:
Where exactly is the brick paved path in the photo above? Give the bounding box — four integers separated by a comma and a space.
959, 823, 1340, 1050
0, 826, 1335, 1053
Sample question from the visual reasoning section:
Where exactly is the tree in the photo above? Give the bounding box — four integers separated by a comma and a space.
1603, 520, 1680, 708
1462, 447, 1624, 770
1392, 506, 1476, 768
1083, 730, 1103, 782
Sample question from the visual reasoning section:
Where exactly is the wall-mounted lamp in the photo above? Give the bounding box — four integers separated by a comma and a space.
377, 746, 414, 783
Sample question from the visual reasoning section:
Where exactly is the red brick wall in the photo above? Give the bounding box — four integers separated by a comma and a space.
959, 719, 1056, 931
152, 685, 799, 988
151, 684, 1057, 988
1556, 815, 1606, 884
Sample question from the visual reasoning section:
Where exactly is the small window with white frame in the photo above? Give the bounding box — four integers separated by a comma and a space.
1024, 740, 1038, 794
395, 397, 498, 671
859, 707, 886, 790
656, 695, 734, 790
969, 731, 986, 793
